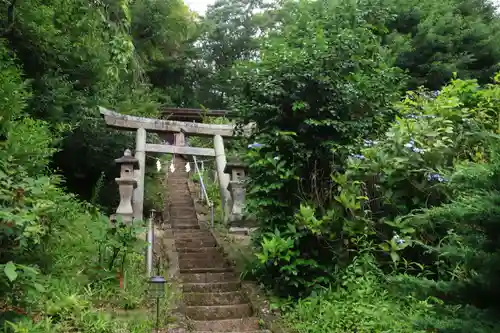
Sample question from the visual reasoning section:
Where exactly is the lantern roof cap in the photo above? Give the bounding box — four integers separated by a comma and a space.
224, 159, 247, 174
115, 149, 139, 169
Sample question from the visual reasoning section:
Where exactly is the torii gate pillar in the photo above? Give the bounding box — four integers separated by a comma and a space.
133, 128, 146, 221
214, 134, 231, 222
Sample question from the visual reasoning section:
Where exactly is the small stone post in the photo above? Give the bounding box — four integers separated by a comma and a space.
224, 160, 247, 229
115, 149, 139, 224
174, 132, 185, 146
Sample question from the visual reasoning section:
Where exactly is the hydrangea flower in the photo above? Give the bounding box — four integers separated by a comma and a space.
392, 233, 405, 245
427, 172, 447, 183
248, 142, 263, 149
405, 113, 436, 120
404, 139, 415, 148
363, 139, 378, 147
404, 139, 424, 154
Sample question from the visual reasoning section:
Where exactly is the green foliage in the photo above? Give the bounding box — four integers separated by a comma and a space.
197, 0, 274, 108
191, 166, 222, 223
284, 255, 500, 333
0, 40, 30, 137
144, 167, 166, 214
384, 0, 500, 89
233, 0, 405, 295
348, 76, 500, 217
0, 114, 152, 329
0, 0, 179, 208
276, 75, 500, 331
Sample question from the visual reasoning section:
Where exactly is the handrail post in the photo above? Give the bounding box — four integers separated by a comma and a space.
147, 209, 155, 276
193, 156, 214, 228
210, 202, 214, 228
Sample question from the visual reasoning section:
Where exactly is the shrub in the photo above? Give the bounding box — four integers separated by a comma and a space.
284, 255, 500, 333
233, 0, 405, 295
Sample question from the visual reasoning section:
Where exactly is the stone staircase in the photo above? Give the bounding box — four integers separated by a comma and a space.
166, 157, 268, 333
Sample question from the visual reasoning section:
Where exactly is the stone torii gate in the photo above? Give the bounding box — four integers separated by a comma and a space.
99, 106, 252, 221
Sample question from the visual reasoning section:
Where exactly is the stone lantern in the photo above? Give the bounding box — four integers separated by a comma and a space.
224, 159, 248, 228
114, 149, 139, 224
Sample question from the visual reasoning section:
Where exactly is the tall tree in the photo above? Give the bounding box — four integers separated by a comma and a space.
384, 0, 500, 89
195, 0, 275, 109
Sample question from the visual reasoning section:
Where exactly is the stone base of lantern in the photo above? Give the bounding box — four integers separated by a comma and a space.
228, 226, 258, 235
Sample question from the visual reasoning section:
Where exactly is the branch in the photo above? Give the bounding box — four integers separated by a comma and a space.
1, 0, 17, 36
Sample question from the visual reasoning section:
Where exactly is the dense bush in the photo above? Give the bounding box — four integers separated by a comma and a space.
232, 0, 405, 296
0, 3, 162, 331
230, 0, 500, 328
0, 117, 151, 331
284, 255, 500, 333
240, 58, 500, 333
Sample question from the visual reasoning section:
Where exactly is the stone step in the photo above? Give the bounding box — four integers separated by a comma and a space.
177, 246, 222, 253
168, 203, 195, 208
170, 224, 200, 230
175, 234, 214, 240
181, 267, 234, 274
173, 228, 210, 233
170, 216, 198, 222
169, 202, 195, 209
175, 234, 214, 241
169, 202, 193, 207
181, 272, 239, 284
179, 258, 230, 270
174, 232, 213, 240
170, 219, 199, 225
171, 215, 197, 221
186, 304, 252, 321
179, 251, 225, 261
191, 318, 261, 332
170, 193, 191, 198
170, 207, 196, 213
169, 192, 191, 196
183, 281, 241, 293
170, 212, 197, 219
169, 198, 192, 203
170, 219, 199, 224
184, 291, 247, 306
176, 239, 217, 248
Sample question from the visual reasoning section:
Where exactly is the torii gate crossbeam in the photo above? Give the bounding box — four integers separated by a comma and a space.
99, 107, 249, 221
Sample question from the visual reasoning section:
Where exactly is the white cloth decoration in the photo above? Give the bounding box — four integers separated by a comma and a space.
156, 159, 162, 172
169, 161, 175, 173
185, 162, 191, 173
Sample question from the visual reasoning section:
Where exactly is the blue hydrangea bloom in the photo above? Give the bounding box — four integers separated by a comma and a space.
350, 154, 365, 160
427, 173, 447, 183
248, 142, 264, 149
363, 139, 378, 147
